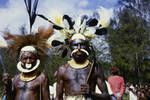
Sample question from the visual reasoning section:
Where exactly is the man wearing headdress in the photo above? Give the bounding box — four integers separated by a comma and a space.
55, 33, 110, 100
2, 34, 51, 100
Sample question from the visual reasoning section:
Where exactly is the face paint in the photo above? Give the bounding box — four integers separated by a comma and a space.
20, 52, 37, 69
72, 49, 88, 63
69, 34, 91, 63
70, 39, 88, 50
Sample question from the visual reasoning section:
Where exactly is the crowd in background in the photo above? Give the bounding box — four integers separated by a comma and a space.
125, 82, 150, 100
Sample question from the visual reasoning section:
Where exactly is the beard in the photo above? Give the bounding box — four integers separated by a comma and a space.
72, 49, 88, 63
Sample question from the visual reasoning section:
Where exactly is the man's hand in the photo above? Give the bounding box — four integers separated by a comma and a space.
116, 92, 121, 100
2, 73, 12, 86
80, 84, 90, 94
117, 97, 122, 100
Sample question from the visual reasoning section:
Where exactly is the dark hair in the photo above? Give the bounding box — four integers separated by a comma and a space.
110, 67, 119, 75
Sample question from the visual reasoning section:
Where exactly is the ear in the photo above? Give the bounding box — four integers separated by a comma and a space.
95, 28, 107, 35
86, 18, 98, 26
51, 40, 64, 47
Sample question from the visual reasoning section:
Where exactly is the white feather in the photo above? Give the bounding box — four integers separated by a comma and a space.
63, 19, 70, 29
0, 35, 8, 48
47, 30, 66, 47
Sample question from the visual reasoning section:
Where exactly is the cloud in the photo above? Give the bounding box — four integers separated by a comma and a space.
0, 0, 28, 34
0, 0, 115, 35
78, 0, 89, 8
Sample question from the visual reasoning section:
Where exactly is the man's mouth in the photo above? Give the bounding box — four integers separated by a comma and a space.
25, 63, 32, 69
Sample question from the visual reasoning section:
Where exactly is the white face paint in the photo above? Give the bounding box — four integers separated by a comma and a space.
20, 51, 37, 69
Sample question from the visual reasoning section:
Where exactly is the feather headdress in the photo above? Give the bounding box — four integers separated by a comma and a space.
22, 1, 109, 58
44, 13, 108, 57
2, 26, 53, 58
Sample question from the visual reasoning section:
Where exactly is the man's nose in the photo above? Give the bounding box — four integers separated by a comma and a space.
77, 44, 81, 49
26, 59, 30, 63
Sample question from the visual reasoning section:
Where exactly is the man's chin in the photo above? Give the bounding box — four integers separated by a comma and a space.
74, 58, 87, 64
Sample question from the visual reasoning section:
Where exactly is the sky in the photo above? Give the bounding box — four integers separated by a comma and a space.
0, 0, 119, 34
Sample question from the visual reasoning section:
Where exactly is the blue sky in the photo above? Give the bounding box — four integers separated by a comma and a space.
0, 0, 118, 34
0, 0, 118, 8
0, 0, 8, 8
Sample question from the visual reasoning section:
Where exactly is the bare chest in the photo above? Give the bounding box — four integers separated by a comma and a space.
64, 66, 91, 84
14, 77, 41, 91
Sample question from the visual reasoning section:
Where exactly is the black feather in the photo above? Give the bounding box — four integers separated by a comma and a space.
53, 25, 63, 30
86, 18, 98, 26
81, 15, 88, 25
37, 14, 55, 24
95, 28, 107, 35
37, 14, 64, 30
61, 48, 68, 58
63, 15, 74, 29
24, 0, 39, 33
33, 0, 38, 15
64, 39, 69, 45
51, 40, 64, 47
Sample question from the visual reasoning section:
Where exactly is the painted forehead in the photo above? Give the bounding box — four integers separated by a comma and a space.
21, 46, 37, 53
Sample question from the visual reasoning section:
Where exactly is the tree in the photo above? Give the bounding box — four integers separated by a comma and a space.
107, 0, 150, 83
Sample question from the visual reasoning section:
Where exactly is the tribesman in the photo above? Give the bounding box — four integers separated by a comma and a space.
2, 26, 53, 100
50, 14, 111, 100
2, 0, 54, 99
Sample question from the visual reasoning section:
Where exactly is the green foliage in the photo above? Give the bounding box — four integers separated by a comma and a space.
0, 48, 18, 96
108, 0, 150, 83
42, 53, 69, 85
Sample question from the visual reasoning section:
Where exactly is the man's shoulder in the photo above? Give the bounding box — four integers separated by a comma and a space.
37, 72, 48, 80
56, 63, 70, 77
108, 75, 124, 81
115, 75, 124, 80
12, 74, 20, 80
58, 63, 69, 71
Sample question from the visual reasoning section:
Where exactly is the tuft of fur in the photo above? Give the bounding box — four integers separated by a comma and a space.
7, 26, 53, 58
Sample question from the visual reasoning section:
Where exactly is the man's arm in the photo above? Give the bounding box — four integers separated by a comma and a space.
120, 77, 125, 97
55, 67, 64, 100
91, 77, 111, 100
2, 73, 15, 100
41, 73, 50, 100
91, 67, 111, 100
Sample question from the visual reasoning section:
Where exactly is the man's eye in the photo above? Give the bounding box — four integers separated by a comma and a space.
29, 57, 34, 59
22, 58, 28, 60
81, 46, 86, 48
73, 44, 78, 46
